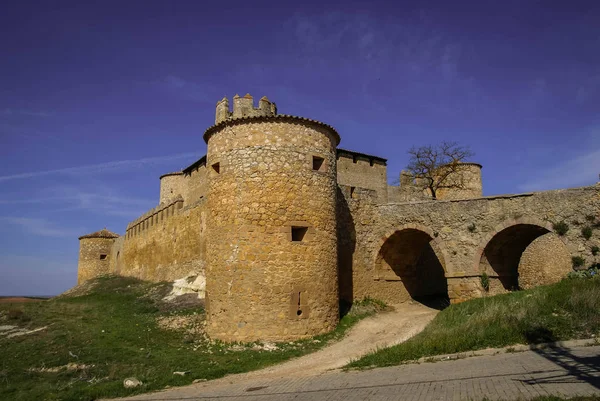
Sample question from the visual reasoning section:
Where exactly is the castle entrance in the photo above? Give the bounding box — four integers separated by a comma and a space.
376, 228, 449, 309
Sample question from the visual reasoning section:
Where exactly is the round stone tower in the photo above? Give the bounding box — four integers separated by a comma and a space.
204, 94, 340, 342
77, 228, 119, 284
435, 162, 483, 200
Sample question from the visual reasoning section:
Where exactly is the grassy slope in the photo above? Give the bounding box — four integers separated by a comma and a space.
348, 278, 600, 369
0, 276, 381, 401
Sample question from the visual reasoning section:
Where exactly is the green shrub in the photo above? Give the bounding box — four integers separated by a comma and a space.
567, 266, 600, 279
582, 226, 593, 240
592, 245, 599, 256
572, 256, 586, 268
553, 221, 569, 236
480, 272, 490, 292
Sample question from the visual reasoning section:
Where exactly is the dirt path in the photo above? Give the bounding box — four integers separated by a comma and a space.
243, 301, 437, 379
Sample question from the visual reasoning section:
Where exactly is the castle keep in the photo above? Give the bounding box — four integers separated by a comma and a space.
78, 94, 600, 342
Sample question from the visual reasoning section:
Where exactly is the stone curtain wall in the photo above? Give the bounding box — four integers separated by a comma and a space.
338, 185, 600, 304
159, 166, 208, 206
118, 200, 207, 282
205, 119, 339, 342
77, 237, 115, 284
336, 152, 388, 203
184, 164, 208, 204
109, 235, 125, 275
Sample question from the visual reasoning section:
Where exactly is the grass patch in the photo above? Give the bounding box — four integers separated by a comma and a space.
0, 276, 382, 401
347, 278, 600, 369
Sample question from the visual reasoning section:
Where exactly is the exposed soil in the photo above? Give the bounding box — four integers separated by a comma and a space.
0, 297, 47, 303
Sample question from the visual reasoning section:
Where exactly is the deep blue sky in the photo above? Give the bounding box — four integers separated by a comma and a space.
1, 1, 599, 295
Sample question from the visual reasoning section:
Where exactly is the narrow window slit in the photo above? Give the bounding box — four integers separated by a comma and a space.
291, 226, 308, 242
312, 156, 324, 171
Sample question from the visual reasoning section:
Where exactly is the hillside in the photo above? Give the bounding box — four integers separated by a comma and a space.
0, 276, 381, 401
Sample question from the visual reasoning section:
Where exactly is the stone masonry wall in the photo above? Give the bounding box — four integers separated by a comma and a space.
518, 232, 572, 290
118, 200, 207, 282
337, 152, 388, 203
159, 173, 185, 204
77, 238, 115, 284
184, 164, 208, 204
339, 185, 600, 305
435, 163, 483, 200
205, 119, 339, 342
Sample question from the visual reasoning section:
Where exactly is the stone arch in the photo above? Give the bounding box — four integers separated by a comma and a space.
373, 224, 450, 308
476, 217, 570, 292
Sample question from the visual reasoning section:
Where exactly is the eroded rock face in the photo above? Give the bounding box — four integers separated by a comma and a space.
518, 233, 571, 289
164, 272, 206, 300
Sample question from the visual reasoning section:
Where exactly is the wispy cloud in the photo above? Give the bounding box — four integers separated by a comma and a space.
157, 75, 217, 103
2, 108, 54, 118
0, 217, 80, 238
51, 188, 154, 217
0, 191, 153, 216
518, 140, 600, 192
0, 152, 200, 182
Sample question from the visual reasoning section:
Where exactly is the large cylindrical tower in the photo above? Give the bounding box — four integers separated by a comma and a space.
204, 95, 340, 342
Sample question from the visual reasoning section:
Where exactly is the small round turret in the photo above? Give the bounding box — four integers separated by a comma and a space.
435, 162, 483, 200
77, 228, 119, 284
159, 171, 184, 204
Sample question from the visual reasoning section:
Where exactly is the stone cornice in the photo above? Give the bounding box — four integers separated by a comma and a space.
203, 115, 340, 146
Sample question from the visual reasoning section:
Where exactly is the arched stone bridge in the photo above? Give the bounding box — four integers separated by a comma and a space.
338, 185, 600, 305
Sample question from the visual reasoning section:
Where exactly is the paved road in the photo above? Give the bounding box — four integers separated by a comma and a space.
121, 345, 600, 401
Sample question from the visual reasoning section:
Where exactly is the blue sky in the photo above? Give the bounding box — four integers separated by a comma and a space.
1, 1, 599, 295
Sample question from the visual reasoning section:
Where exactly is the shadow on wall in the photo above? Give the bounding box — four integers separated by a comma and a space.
337, 186, 356, 318
379, 228, 449, 310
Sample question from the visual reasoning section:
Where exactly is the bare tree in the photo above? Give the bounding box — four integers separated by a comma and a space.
406, 141, 475, 199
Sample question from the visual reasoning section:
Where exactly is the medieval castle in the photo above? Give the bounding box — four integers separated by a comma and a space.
77, 94, 600, 342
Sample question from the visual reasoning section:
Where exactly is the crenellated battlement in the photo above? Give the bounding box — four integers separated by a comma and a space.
215, 94, 277, 124
125, 195, 184, 239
